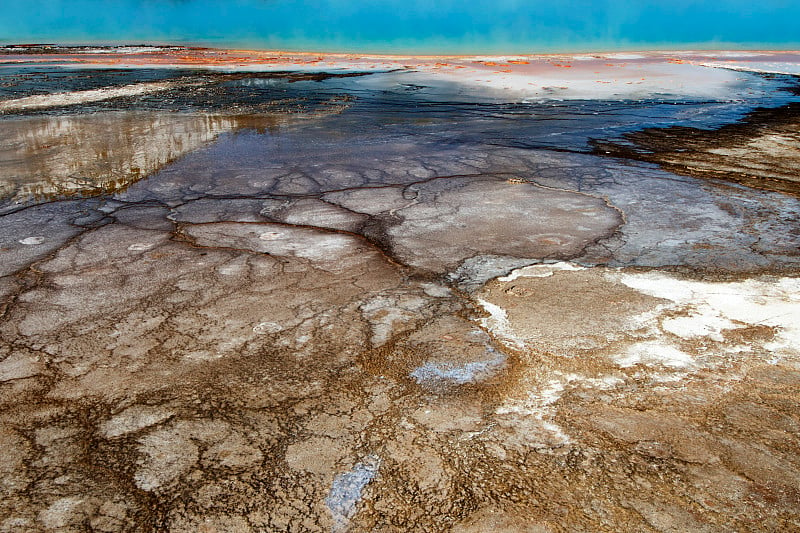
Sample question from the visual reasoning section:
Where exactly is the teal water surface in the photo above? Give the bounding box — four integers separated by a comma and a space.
1, 0, 799, 54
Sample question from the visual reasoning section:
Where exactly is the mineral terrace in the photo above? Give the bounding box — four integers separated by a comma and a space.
1, 49, 799, 532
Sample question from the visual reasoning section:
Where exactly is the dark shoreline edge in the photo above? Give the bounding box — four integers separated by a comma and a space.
592, 84, 800, 197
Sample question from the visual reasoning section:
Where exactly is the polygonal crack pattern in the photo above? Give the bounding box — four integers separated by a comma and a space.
2, 78, 800, 532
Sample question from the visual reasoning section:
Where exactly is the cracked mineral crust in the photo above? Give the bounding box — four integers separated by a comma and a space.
1, 56, 800, 532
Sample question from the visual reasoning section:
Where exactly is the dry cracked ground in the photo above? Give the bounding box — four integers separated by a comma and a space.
1, 73, 800, 532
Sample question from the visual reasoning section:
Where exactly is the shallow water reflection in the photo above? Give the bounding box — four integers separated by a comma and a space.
0, 113, 236, 204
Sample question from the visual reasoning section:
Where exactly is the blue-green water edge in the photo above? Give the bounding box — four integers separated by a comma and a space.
2, 0, 799, 54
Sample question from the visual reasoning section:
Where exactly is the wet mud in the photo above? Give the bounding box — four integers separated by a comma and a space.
1, 59, 800, 532
593, 100, 800, 196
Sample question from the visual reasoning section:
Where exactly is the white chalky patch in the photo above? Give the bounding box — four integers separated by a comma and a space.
218, 264, 247, 275
411, 348, 505, 385
259, 231, 282, 240
495, 373, 623, 447
616, 272, 800, 357
0, 352, 43, 382
183, 350, 218, 361
19, 236, 45, 245
360, 295, 429, 347
0, 80, 200, 112
617, 341, 695, 369
496, 379, 571, 444
127, 243, 155, 251
253, 322, 283, 335
100, 406, 175, 438
476, 299, 525, 349
497, 261, 584, 282
420, 282, 452, 298
37, 497, 84, 530
326, 456, 381, 532
661, 307, 739, 341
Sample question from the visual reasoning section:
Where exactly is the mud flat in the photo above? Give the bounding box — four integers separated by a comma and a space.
594, 101, 800, 196
1, 50, 800, 531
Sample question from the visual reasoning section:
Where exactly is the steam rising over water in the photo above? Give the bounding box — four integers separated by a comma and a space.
2, 0, 800, 53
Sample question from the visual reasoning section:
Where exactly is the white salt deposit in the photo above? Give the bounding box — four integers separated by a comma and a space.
360, 295, 428, 347
496, 378, 571, 444
252, 322, 283, 335
127, 242, 155, 251
0, 80, 203, 112
700, 61, 800, 76
411, 348, 505, 385
99, 406, 175, 439
261, 231, 352, 261
420, 282, 452, 298
409, 60, 752, 102
616, 341, 695, 369
497, 261, 584, 282
0, 352, 43, 382
603, 53, 647, 60
476, 298, 525, 349
661, 309, 739, 342
616, 272, 800, 357
494, 372, 623, 447
326, 456, 381, 532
